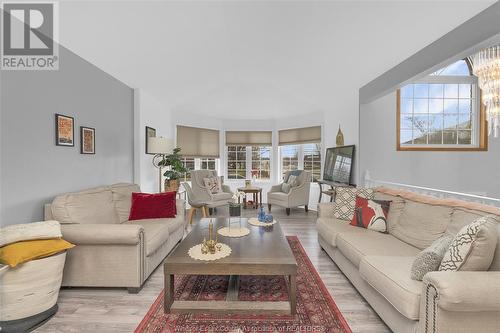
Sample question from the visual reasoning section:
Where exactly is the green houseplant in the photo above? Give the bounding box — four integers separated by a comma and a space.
158, 147, 187, 192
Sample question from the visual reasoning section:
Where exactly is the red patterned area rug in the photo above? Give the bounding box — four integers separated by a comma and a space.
135, 236, 352, 333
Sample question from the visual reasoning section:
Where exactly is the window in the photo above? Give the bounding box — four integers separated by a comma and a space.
180, 157, 195, 181
303, 143, 321, 181
200, 158, 216, 170
227, 146, 247, 179
281, 145, 299, 178
397, 59, 486, 151
227, 145, 271, 180
251, 146, 271, 180
280, 144, 321, 181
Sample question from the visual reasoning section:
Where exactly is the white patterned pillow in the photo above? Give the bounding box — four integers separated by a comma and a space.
203, 177, 221, 194
439, 216, 498, 271
333, 187, 374, 221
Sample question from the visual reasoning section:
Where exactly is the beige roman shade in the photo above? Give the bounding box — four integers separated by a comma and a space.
225, 131, 272, 146
278, 126, 321, 145
176, 125, 220, 158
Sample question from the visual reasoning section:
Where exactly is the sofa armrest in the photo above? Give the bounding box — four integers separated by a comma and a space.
176, 199, 186, 216
318, 202, 336, 218
269, 184, 283, 193
61, 224, 144, 245
423, 271, 500, 312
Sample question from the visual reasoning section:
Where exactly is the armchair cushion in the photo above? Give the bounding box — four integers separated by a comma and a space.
61, 223, 143, 245
212, 192, 232, 202
281, 175, 298, 193
203, 177, 222, 194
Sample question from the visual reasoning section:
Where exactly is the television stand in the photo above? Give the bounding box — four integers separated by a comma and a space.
317, 180, 355, 203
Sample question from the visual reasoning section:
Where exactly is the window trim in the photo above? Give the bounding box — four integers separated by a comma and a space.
396, 89, 488, 152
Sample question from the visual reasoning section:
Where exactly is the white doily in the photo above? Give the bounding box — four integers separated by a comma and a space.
217, 226, 250, 237
188, 243, 231, 261
248, 217, 277, 227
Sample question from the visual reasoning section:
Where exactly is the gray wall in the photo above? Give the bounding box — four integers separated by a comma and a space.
0, 46, 134, 226
359, 92, 500, 198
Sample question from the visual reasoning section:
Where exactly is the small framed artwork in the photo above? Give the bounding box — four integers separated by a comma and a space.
80, 126, 95, 154
55, 114, 74, 146
145, 126, 156, 154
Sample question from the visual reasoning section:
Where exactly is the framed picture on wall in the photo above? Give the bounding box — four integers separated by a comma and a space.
145, 126, 156, 154
80, 126, 95, 154
55, 114, 74, 146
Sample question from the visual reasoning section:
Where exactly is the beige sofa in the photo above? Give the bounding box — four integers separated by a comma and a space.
44, 183, 185, 293
316, 187, 500, 333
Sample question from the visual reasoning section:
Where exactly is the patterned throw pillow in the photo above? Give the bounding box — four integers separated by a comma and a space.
333, 187, 374, 221
411, 234, 454, 281
350, 196, 390, 233
439, 216, 498, 271
281, 175, 298, 194
203, 177, 221, 194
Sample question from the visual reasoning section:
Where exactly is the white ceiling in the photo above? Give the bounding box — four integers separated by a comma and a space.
58, 0, 495, 120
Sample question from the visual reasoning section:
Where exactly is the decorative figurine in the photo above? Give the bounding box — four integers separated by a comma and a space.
202, 221, 222, 255
265, 214, 274, 223
258, 205, 266, 222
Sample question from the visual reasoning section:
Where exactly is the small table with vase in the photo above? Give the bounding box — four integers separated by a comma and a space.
237, 186, 262, 209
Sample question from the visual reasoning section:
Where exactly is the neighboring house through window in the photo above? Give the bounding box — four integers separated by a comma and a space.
397, 59, 487, 151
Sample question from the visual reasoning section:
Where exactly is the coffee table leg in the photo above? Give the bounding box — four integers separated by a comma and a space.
289, 274, 297, 315
164, 273, 174, 313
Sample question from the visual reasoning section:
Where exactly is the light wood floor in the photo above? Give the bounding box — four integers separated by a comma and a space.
35, 206, 391, 333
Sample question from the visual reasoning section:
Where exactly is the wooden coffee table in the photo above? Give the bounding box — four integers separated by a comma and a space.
163, 217, 298, 315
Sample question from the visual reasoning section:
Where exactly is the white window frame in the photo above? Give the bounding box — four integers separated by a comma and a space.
225, 145, 272, 182
279, 143, 321, 182
399, 75, 481, 149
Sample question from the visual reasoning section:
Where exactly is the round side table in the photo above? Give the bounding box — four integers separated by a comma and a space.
237, 186, 263, 209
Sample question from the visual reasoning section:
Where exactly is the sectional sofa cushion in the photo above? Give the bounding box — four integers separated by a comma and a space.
112, 183, 141, 223
316, 217, 366, 247
410, 234, 454, 281
336, 230, 420, 268
51, 188, 119, 224
373, 192, 405, 231
333, 187, 374, 221
127, 219, 170, 256
440, 216, 498, 271
359, 255, 422, 320
390, 201, 452, 250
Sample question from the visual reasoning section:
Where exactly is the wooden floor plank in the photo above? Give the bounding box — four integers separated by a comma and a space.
34, 206, 391, 333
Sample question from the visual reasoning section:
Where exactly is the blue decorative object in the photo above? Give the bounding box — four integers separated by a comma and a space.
265, 214, 274, 223
258, 205, 266, 222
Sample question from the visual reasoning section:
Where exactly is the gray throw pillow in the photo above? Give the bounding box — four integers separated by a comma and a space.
410, 234, 453, 281
281, 175, 298, 194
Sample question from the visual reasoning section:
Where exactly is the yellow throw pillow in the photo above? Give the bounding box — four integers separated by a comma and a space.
0, 239, 75, 268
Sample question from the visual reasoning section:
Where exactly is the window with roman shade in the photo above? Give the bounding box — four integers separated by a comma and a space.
176, 125, 220, 158
278, 126, 322, 181
225, 131, 272, 180
278, 126, 321, 145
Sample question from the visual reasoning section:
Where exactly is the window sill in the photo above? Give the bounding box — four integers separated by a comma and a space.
397, 145, 487, 152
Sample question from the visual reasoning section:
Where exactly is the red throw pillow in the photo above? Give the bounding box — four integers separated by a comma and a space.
128, 192, 177, 221
350, 196, 390, 233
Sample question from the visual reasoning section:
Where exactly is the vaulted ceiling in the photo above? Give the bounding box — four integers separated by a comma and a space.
59, 0, 494, 119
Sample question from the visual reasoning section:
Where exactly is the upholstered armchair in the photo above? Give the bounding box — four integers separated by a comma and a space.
267, 170, 311, 215
186, 170, 232, 223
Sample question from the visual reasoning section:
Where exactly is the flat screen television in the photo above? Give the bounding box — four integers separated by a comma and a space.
323, 145, 355, 185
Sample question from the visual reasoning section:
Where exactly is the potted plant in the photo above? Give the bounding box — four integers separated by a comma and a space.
229, 191, 245, 217
158, 147, 187, 192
